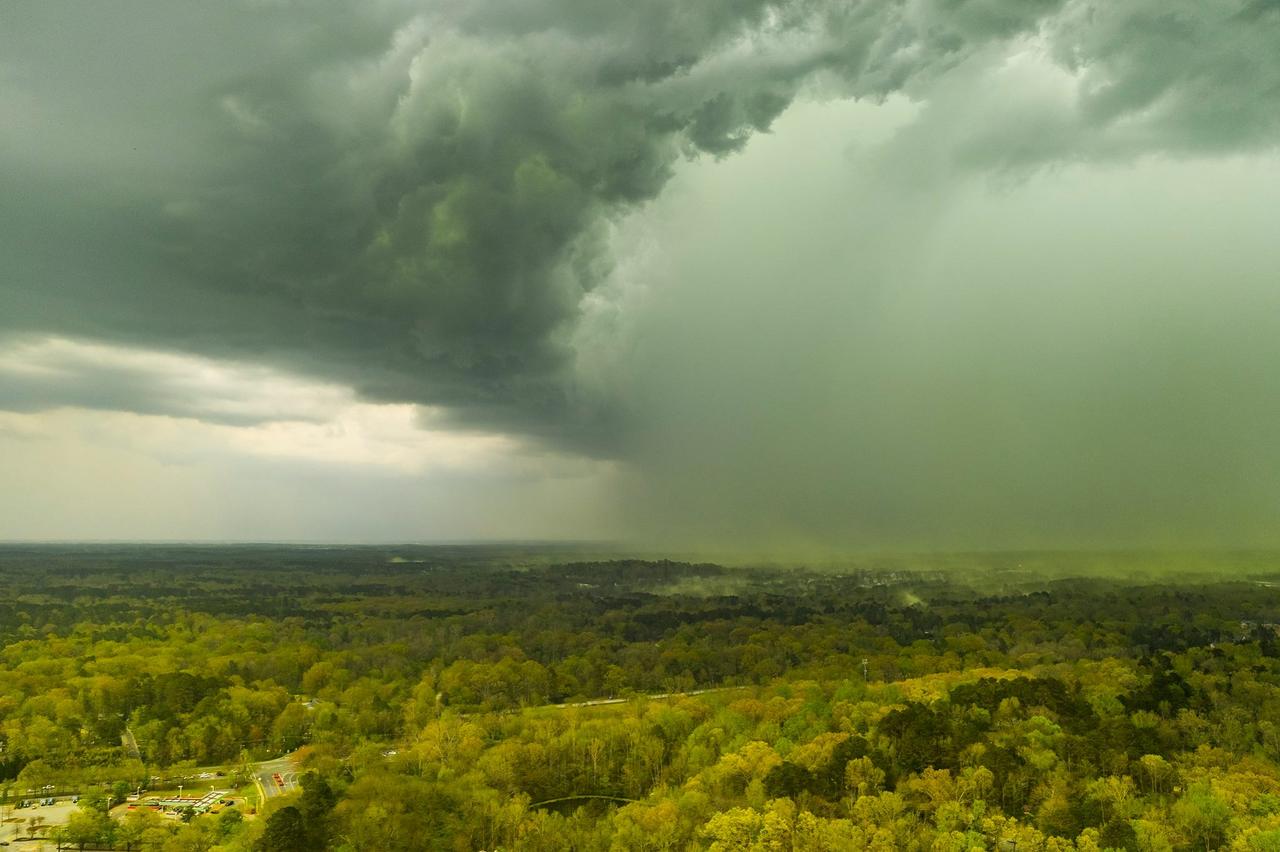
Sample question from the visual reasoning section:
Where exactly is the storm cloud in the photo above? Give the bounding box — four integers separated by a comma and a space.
2, 1, 1279, 544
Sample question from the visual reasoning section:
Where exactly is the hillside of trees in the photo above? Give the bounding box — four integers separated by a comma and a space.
3, 545, 1280, 849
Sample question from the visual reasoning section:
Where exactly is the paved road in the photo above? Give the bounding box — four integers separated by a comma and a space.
253, 755, 299, 801
121, 726, 142, 761
551, 686, 746, 709
455, 686, 751, 720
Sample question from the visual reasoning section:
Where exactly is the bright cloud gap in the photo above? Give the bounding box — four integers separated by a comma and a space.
0, 336, 525, 474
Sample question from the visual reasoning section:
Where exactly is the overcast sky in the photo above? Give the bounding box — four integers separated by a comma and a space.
2, 1, 1279, 549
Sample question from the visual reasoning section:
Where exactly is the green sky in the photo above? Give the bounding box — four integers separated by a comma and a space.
1, 1, 1278, 546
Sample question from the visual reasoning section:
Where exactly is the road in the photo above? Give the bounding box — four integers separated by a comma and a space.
253, 755, 300, 802
121, 726, 142, 761
550, 686, 746, 709
453, 685, 752, 720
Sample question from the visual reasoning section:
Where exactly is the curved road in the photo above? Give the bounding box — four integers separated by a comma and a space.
253, 755, 299, 803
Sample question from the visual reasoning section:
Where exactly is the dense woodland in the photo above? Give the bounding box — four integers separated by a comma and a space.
3, 545, 1280, 849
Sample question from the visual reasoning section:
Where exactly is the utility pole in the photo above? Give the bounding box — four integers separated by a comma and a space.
861, 658, 869, 681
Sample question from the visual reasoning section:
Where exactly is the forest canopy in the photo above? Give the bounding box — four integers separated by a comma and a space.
2, 546, 1280, 849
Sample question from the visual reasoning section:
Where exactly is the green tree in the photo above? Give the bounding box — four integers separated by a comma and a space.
56, 807, 114, 852
258, 806, 309, 852
1172, 783, 1232, 851
299, 772, 337, 849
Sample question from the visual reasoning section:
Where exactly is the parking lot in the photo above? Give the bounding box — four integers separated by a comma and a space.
0, 798, 77, 849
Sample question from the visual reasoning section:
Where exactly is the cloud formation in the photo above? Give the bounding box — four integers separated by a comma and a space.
0, 337, 352, 426
9, 2, 1275, 438
2, 0, 1279, 545
0, 337, 552, 474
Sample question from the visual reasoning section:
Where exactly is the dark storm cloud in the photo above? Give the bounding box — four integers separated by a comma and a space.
1, 0, 1277, 451
1061, 1, 1280, 148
